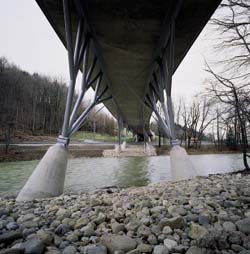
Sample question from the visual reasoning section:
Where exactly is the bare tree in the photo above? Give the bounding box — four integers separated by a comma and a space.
206, 0, 250, 169
178, 98, 216, 149
211, 0, 250, 79
206, 66, 250, 169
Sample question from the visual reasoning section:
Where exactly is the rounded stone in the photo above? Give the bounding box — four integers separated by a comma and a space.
37, 230, 54, 245
236, 219, 250, 234
6, 222, 19, 231
62, 245, 77, 254
137, 244, 153, 253
163, 239, 177, 250
55, 224, 71, 236
101, 234, 137, 254
75, 218, 89, 229
44, 247, 61, 254
198, 215, 210, 225
189, 224, 207, 240
83, 245, 107, 254
223, 221, 236, 232
148, 234, 158, 245
111, 222, 125, 234
162, 226, 172, 234
153, 245, 169, 254
186, 246, 204, 254
159, 216, 184, 229
24, 237, 45, 254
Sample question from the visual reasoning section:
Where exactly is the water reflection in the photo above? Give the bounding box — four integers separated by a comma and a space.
0, 153, 245, 196
0, 160, 38, 196
114, 157, 150, 188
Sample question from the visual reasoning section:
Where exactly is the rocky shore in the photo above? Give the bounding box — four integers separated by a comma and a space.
1, 173, 250, 254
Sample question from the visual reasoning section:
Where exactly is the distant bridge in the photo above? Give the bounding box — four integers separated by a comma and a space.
16, 0, 222, 201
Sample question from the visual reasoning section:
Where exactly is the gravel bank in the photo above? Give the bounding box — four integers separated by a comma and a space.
1, 173, 250, 254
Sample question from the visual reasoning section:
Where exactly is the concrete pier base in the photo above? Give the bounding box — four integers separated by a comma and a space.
16, 144, 68, 202
144, 142, 157, 156
121, 141, 126, 151
115, 144, 121, 154
170, 145, 196, 181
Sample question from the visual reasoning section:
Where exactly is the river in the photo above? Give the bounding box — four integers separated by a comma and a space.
0, 153, 245, 196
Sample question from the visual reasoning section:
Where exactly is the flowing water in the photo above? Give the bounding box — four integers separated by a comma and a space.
0, 153, 245, 196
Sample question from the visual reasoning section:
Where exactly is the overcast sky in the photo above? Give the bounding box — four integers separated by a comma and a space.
0, 1, 219, 106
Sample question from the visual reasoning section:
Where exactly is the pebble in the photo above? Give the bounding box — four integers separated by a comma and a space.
153, 245, 169, 254
148, 234, 158, 245
137, 243, 153, 253
189, 224, 207, 240
186, 246, 204, 254
159, 216, 184, 229
163, 239, 177, 250
111, 222, 125, 234
44, 247, 61, 254
236, 218, 250, 234
223, 221, 236, 232
0, 231, 22, 245
62, 245, 77, 254
101, 235, 137, 253
24, 237, 45, 254
162, 226, 172, 234
0, 249, 23, 254
198, 214, 210, 225
55, 224, 71, 236
75, 217, 88, 229
0, 174, 250, 254
6, 222, 19, 230
83, 245, 107, 254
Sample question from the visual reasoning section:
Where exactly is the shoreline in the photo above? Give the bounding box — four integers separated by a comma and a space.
0, 144, 243, 162
1, 173, 250, 253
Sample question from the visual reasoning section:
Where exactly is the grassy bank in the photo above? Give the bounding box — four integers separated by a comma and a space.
71, 131, 134, 143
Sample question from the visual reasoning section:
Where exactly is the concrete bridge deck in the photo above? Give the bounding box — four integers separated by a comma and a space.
36, 0, 221, 136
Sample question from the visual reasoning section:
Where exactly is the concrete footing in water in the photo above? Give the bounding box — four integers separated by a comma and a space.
16, 144, 68, 202
170, 145, 196, 181
103, 143, 156, 157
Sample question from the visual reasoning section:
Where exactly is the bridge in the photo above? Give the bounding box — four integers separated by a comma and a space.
16, 0, 222, 201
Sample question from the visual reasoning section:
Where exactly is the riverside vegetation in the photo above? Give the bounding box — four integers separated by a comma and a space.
1, 173, 250, 254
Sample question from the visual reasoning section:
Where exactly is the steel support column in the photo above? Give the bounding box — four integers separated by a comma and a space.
17, 0, 112, 201
143, 0, 196, 180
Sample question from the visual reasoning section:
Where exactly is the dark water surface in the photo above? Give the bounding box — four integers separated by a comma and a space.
0, 153, 244, 196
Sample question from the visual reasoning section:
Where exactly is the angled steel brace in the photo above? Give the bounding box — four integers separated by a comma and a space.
57, 0, 114, 146
70, 102, 96, 135
145, 93, 171, 138
69, 39, 90, 130
143, 13, 179, 144
69, 73, 102, 135
60, 0, 77, 141
117, 114, 124, 147
73, 20, 84, 66
70, 76, 112, 136
142, 0, 183, 146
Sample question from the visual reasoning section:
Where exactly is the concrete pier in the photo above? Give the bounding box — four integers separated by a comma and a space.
170, 145, 196, 181
16, 144, 68, 201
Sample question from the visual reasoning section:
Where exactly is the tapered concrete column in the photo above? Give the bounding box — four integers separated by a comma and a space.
170, 143, 196, 181
121, 141, 126, 151
16, 144, 68, 201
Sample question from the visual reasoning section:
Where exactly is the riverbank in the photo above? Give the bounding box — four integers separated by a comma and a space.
0, 144, 115, 162
1, 173, 250, 254
155, 146, 244, 156
0, 144, 243, 162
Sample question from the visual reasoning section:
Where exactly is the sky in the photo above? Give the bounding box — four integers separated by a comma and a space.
0, 1, 219, 107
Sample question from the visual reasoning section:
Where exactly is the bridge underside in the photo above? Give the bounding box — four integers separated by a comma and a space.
17, 0, 222, 201
36, 0, 221, 136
